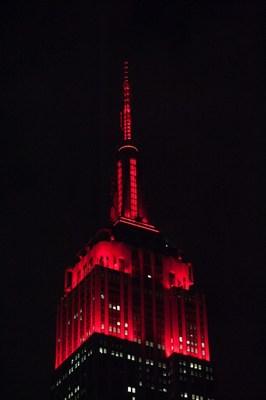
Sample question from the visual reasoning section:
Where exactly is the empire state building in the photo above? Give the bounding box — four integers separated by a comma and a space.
51, 62, 215, 400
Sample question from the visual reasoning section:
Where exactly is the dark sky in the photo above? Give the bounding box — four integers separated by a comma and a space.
2, 2, 264, 399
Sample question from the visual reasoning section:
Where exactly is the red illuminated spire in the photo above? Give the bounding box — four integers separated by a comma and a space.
110, 62, 159, 233
121, 61, 132, 142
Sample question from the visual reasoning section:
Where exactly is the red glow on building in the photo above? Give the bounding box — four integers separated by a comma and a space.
117, 160, 123, 215
55, 62, 211, 373
55, 235, 210, 368
129, 158, 138, 218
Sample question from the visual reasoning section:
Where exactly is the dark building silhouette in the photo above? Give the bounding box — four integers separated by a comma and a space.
51, 62, 214, 400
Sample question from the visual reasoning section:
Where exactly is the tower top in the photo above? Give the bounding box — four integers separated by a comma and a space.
110, 62, 159, 233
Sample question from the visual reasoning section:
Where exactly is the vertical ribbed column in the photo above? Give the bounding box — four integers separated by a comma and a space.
104, 269, 109, 335
181, 297, 187, 356
202, 294, 210, 361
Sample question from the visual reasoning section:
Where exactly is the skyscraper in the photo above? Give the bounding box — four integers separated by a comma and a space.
51, 62, 215, 400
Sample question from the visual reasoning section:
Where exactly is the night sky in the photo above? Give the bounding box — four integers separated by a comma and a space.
2, 2, 264, 399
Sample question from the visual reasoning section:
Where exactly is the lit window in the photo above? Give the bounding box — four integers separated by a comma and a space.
125, 322, 128, 327
147, 274, 152, 279
117, 305, 120, 311
125, 330, 128, 335
117, 321, 120, 326
132, 387, 136, 393
128, 386, 131, 392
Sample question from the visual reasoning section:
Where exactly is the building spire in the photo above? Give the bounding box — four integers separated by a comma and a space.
121, 60, 132, 142
110, 62, 159, 233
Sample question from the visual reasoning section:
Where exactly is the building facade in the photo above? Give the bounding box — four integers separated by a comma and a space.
51, 62, 214, 400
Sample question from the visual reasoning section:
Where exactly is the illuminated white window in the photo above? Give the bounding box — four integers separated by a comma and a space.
132, 388, 136, 393
117, 305, 120, 311
117, 321, 120, 326
125, 330, 128, 336
125, 322, 128, 327
179, 337, 183, 342
128, 386, 131, 392
100, 293, 104, 299
147, 274, 152, 278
